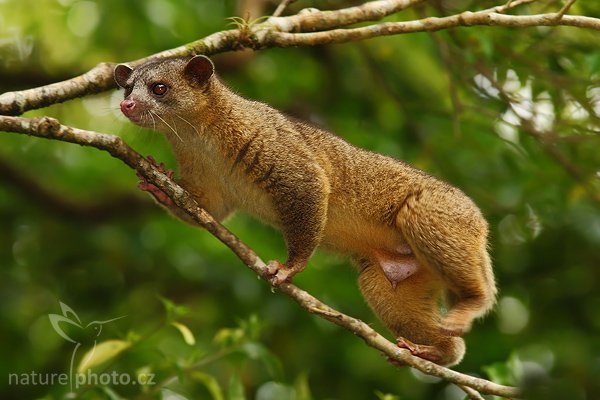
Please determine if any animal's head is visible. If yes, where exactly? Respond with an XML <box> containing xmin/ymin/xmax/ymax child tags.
<box><xmin>114</xmin><ymin>55</ymin><xmax>215</xmax><ymax>135</ymax></box>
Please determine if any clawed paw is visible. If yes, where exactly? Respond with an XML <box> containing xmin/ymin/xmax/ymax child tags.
<box><xmin>137</xmin><ymin>155</ymin><xmax>175</xmax><ymax>206</ymax></box>
<box><xmin>396</xmin><ymin>337</ymin><xmax>443</xmax><ymax>364</ymax></box>
<box><xmin>265</xmin><ymin>260</ymin><xmax>294</xmax><ymax>286</ymax></box>
<box><xmin>144</xmin><ymin>155</ymin><xmax>175</xmax><ymax>179</ymax></box>
<box><xmin>396</xmin><ymin>337</ymin><xmax>419</xmax><ymax>354</ymax></box>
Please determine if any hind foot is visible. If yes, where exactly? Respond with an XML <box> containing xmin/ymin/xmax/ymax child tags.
<box><xmin>396</xmin><ymin>337</ymin><xmax>444</xmax><ymax>364</ymax></box>
<box><xmin>397</xmin><ymin>336</ymin><xmax>465</xmax><ymax>367</ymax></box>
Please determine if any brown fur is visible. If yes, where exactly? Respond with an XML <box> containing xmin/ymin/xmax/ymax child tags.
<box><xmin>115</xmin><ymin>56</ymin><xmax>497</xmax><ymax>366</ymax></box>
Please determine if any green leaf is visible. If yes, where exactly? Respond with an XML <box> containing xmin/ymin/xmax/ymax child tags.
<box><xmin>171</xmin><ymin>321</ymin><xmax>196</xmax><ymax>346</ymax></box>
<box><xmin>375</xmin><ymin>391</ymin><xmax>400</xmax><ymax>400</ymax></box>
<box><xmin>293</xmin><ymin>372</ymin><xmax>312</xmax><ymax>400</ymax></box>
<box><xmin>159</xmin><ymin>296</ymin><xmax>190</xmax><ymax>320</ymax></box>
<box><xmin>483</xmin><ymin>353</ymin><xmax>521</xmax><ymax>386</ymax></box>
<box><xmin>228</xmin><ymin>371</ymin><xmax>246</xmax><ymax>400</ymax></box>
<box><xmin>162</xmin><ymin>388</ymin><xmax>190</xmax><ymax>400</ymax></box>
<box><xmin>136</xmin><ymin>365</ymin><xmax>155</xmax><ymax>391</ymax></box>
<box><xmin>190</xmin><ymin>371</ymin><xmax>225</xmax><ymax>400</ymax></box>
<box><xmin>213</xmin><ymin>328</ymin><xmax>245</xmax><ymax>348</ymax></box>
<box><xmin>239</xmin><ymin>314</ymin><xmax>262</xmax><ymax>340</ymax></box>
<box><xmin>125</xmin><ymin>330</ymin><xmax>142</xmax><ymax>343</ymax></box>
<box><xmin>77</xmin><ymin>340</ymin><xmax>130</xmax><ymax>373</ymax></box>
<box><xmin>255</xmin><ymin>382</ymin><xmax>295</xmax><ymax>400</ymax></box>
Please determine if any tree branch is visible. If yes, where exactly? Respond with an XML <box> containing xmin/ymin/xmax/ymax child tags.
<box><xmin>459</xmin><ymin>384</ymin><xmax>486</xmax><ymax>400</ymax></box>
<box><xmin>264</xmin><ymin>9</ymin><xmax>600</xmax><ymax>47</ymax></box>
<box><xmin>556</xmin><ymin>0</ymin><xmax>577</xmax><ymax>20</ymax></box>
<box><xmin>473</xmin><ymin>64</ymin><xmax>600</xmax><ymax>207</ymax></box>
<box><xmin>267</xmin><ymin>0</ymin><xmax>425</xmax><ymax>32</ymax></box>
<box><xmin>0</xmin><ymin>0</ymin><xmax>421</xmax><ymax>116</ymax></box>
<box><xmin>4</xmin><ymin>0</ymin><xmax>596</xmax><ymax>117</ymax></box>
<box><xmin>0</xmin><ymin>115</ymin><xmax>521</xmax><ymax>398</ymax></box>
<box><xmin>0</xmin><ymin>29</ymin><xmax>242</xmax><ymax>116</ymax></box>
<box><xmin>272</xmin><ymin>0</ymin><xmax>298</xmax><ymax>17</ymax></box>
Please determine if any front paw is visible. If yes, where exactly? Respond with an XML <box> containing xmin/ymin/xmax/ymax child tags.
<box><xmin>145</xmin><ymin>155</ymin><xmax>175</xmax><ymax>180</ymax></box>
<box><xmin>265</xmin><ymin>260</ymin><xmax>295</xmax><ymax>286</ymax></box>
<box><xmin>138</xmin><ymin>178</ymin><xmax>173</xmax><ymax>206</ymax></box>
<box><xmin>138</xmin><ymin>155</ymin><xmax>175</xmax><ymax>206</ymax></box>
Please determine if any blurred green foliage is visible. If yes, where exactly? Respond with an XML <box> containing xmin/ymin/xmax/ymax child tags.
<box><xmin>1</xmin><ymin>0</ymin><xmax>600</xmax><ymax>399</ymax></box>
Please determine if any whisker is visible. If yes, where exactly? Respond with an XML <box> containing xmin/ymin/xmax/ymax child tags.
<box><xmin>175</xmin><ymin>114</ymin><xmax>200</xmax><ymax>136</ymax></box>
<box><xmin>151</xmin><ymin>111</ymin><xmax>183</xmax><ymax>142</ymax></box>
<box><xmin>146</xmin><ymin>110</ymin><xmax>157</xmax><ymax>132</ymax></box>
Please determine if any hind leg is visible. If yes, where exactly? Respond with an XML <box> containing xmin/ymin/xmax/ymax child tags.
<box><xmin>357</xmin><ymin>259</ymin><xmax>465</xmax><ymax>367</ymax></box>
<box><xmin>438</xmin><ymin>250</ymin><xmax>495</xmax><ymax>336</ymax></box>
<box><xmin>397</xmin><ymin>188</ymin><xmax>497</xmax><ymax>336</ymax></box>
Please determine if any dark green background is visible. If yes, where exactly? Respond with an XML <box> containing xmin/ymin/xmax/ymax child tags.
<box><xmin>1</xmin><ymin>1</ymin><xmax>599</xmax><ymax>399</ymax></box>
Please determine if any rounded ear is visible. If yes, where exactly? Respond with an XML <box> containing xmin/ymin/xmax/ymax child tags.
<box><xmin>114</xmin><ymin>64</ymin><xmax>133</xmax><ymax>88</ymax></box>
<box><xmin>183</xmin><ymin>55</ymin><xmax>214</xmax><ymax>86</ymax></box>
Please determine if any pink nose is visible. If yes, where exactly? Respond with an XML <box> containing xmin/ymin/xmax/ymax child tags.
<box><xmin>120</xmin><ymin>99</ymin><xmax>135</xmax><ymax>114</ymax></box>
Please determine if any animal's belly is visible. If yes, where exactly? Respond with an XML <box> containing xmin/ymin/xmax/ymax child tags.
<box><xmin>322</xmin><ymin>211</ymin><xmax>419</xmax><ymax>287</ymax></box>
<box><xmin>322</xmin><ymin>210</ymin><xmax>402</xmax><ymax>254</ymax></box>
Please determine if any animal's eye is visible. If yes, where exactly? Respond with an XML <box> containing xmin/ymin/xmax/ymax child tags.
<box><xmin>124</xmin><ymin>86</ymin><xmax>133</xmax><ymax>97</ymax></box>
<box><xmin>152</xmin><ymin>83</ymin><xmax>168</xmax><ymax>96</ymax></box>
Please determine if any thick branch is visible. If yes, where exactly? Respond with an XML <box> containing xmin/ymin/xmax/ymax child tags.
<box><xmin>0</xmin><ymin>115</ymin><xmax>520</xmax><ymax>398</ymax></box>
<box><xmin>4</xmin><ymin>0</ymin><xmax>596</xmax><ymax>117</ymax></box>
<box><xmin>267</xmin><ymin>0</ymin><xmax>424</xmax><ymax>32</ymax></box>
<box><xmin>0</xmin><ymin>62</ymin><xmax>115</xmax><ymax>116</ymax></box>
<box><xmin>0</xmin><ymin>0</ymin><xmax>420</xmax><ymax>116</ymax></box>
<box><xmin>0</xmin><ymin>30</ymin><xmax>242</xmax><ymax>116</ymax></box>
<box><xmin>265</xmin><ymin>11</ymin><xmax>600</xmax><ymax>47</ymax></box>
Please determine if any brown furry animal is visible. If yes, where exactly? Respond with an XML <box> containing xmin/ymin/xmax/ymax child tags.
<box><xmin>115</xmin><ymin>55</ymin><xmax>497</xmax><ymax>366</ymax></box>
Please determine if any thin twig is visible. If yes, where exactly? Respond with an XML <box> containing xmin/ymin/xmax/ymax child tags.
<box><xmin>273</xmin><ymin>0</ymin><xmax>297</xmax><ymax>17</ymax></box>
<box><xmin>556</xmin><ymin>0</ymin><xmax>577</xmax><ymax>20</ymax></box>
<box><xmin>474</xmin><ymin>64</ymin><xmax>600</xmax><ymax>207</ymax></box>
<box><xmin>458</xmin><ymin>384</ymin><xmax>485</xmax><ymax>400</ymax></box>
<box><xmin>0</xmin><ymin>115</ymin><xmax>522</xmax><ymax>399</ymax></box>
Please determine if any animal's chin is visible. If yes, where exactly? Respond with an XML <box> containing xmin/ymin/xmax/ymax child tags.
<box><xmin>124</xmin><ymin>114</ymin><xmax>149</xmax><ymax>127</ymax></box>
